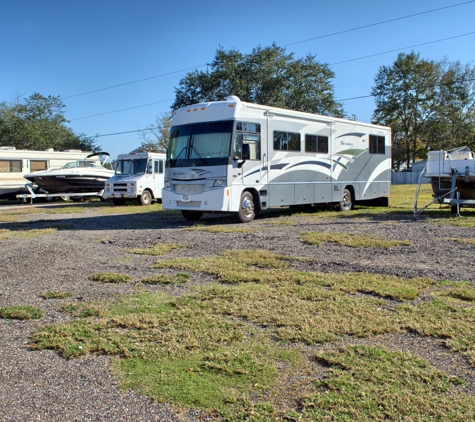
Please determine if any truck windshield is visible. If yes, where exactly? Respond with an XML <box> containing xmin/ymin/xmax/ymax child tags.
<box><xmin>167</xmin><ymin>120</ymin><xmax>233</xmax><ymax>167</ymax></box>
<box><xmin>115</xmin><ymin>159</ymin><xmax>147</xmax><ymax>175</ymax></box>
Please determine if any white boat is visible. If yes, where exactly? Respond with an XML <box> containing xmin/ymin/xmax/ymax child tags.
<box><xmin>0</xmin><ymin>147</ymin><xmax>97</xmax><ymax>200</ymax></box>
<box><xmin>23</xmin><ymin>152</ymin><xmax>114</xmax><ymax>194</ymax></box>
<box><xmin>425</xmin><ymin>147</ymin><xmax>475</xmax><ymax>200</ymax></box>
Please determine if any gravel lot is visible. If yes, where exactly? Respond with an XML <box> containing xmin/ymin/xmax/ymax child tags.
<box><xmin>1</xmin><ymin>202</ymin><xmax>474</xmax><ymax>421</ymax></box>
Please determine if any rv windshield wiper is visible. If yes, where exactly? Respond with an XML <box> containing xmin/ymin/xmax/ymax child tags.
<box><xmin>190</xmin><ymin>137</ymin><xmax>206</xmax><ymax>166</ymax></box>
<box><xmin>171</xmin><ymin>146</ymin><xmax>187</xmax><ymax>165</ymax></box>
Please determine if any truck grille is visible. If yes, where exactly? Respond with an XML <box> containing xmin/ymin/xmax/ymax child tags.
<box><xmin>174</xmin><ymin>184</ymin><xmax>204</xmax><ymax>195</ymax></box>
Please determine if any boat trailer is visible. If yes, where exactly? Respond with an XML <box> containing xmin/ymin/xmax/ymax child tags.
<box><xmin>413</xmin><ymin>168</ymin><xmax>475</xmax><ymax>217</ymax></box>
<box><xmin>16</xmin><ymin>183</ymin><xmax>104</xmax><ymax>205</ymax></box>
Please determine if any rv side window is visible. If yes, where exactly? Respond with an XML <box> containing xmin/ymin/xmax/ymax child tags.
<box><xmin>0</xmin><ymin>160</ymin><xmax>22</xmax><ymax>172</ymax></box>
<box><xmin>369</xmin><ymin>135</ymin><xmax>385</xmax><ymax>154</ymax></box>
<box><xmin>30</xmin><ymin>160</ymin><xmax>48</xmax><ymax>172</ymax></box>
<box><xmin>154</xmin><ymin>160</ymin><xmax>164</xmax><ymax>174</ymax></box>
<box><xmin>274</xmin><ymin>131</ymin><xmax>300</xmax><ymax>151</ymax></box>
<box><xmin>233</xmin><ymin>121</ymin><xmax>261</xmax><ymax>160</ymax></box>
<box><xmin>305</xmin><ymin>135</ymin><xmax>329</xmax><ymax>154</ymax></box>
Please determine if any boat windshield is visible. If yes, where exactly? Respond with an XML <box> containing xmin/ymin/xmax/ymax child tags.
<box><xmin>167</xmin><ymin>120</ymin><xmax>233</xmax><ymax>167</ymax></box>
<box><xmin>61</xmin><ymin>160</ymin><xmax>99</xmax><ymax>169</ymax></box>
<box><xmin>115</xmin><ymin>158</ymin><xmax>148</xmax><ymax>175</ymax></box>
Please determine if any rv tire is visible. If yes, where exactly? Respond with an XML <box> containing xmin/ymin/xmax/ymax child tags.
<box><xmin>181</xmin><ymin>210</ymin><xmax>203</xmax><ymax>221</ymax></box>
<box><xmin>139</xmin><ymin>190</ymin><xmax>153</xmax><ymax>206</ymax></box>
<box><xmin>112</xmin><ymin>198</ymin><xmax>126</xmax><ymax>206</ymax></box>
<box><xmin>338</xmin><ymin>188</ymin><xmax>353</xmax><ymax>212</ymax></box>
<box><xmin>236</xmin><ymin>191</ymin><xmax>255</xmax><ymax>223</ymax></box>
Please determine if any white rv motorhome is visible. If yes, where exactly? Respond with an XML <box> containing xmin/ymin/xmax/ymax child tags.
<box><xmin>103</xmin><ymin>151</ymin><xmax>165</xmax><ymax>205</ymax></box>
<box><xmin>163</xmin><ymin>96</ymin><xmax>391</xmax><ymax>223</ymax></box>
<box><xmin>0</xmin><ymin>147</ymin><xmax>95</xmax><ymax>200</ymax></box>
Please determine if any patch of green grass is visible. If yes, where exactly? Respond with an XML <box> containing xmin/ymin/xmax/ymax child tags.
<box><xmin>184</xmin><ymin>224</ymin><xmax>254</xmax><ymax>233</ymax></box>
<box><xmin>31</xmin><ymin>249</ymin><xmax>475</xmax><ymax>420</ymax></box>
<box><xmin>41</xmin><ymin>291</ymin><xmax>73</xmax><ymax>299</ymax></box>
<box><xmin>0</xmin><ymin>227</ymin><xmax>57</xmax><ymax>241</ymax></box>
<box><xmin>298</xmin><ymin>231</ymin><xmax>412</xmax><ymax>248</ymax></box>
<box><xmin>301</xmin><ymin>345</ymin><xmax>473</xmax><ymax>421</ymax></box>
<box><xmin>0</xmin><ymin>305</ymin><xmax>44</xmax><ymax>320</ymax></box>
<box><xmin>88</xmin><ymin>272</ymin><xmax>132</xmax><ymax>283</ymax></box>
<box><xmin>128</xmin><ymin>242</ymin><xmax>188</xmax><ymax>256</ymax></box>
<box><xmin>443</xmin><ymin>237</ymin><xmax>475</xmax><ymax>245</ymax></box>
<box><xmin>141</xmin><ymin>273</ymin><xmax>191</xmax><ymax>285</ymax></box>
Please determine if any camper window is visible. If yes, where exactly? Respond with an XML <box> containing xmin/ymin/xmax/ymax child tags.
<box><xmin>30</xmin><ymin>160</ymin><xmax>48</xmax><ymax>172</ymax></box>
<box><xmin>0</xmin><ymin>160</ymin><xmax>22</xmax><ymax>172</ymax></box>
<box><xmin>274</xmin><ymin>131</ymin><xmax>300</xmax><ymax>151</ymax></box>
<box><xmin>369</xmin><ymin>135</ymin><xmax>385</xmax><ymax>154</ymax></box>
<box><xmin>305</xmin><ymin>135</ymin><xmax>329</xmax><ymax>154</ymax></box>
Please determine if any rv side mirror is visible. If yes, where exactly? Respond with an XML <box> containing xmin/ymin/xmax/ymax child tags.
<box><xmin>242</xmin><ymin>143</ymin><xmax>250</xmax><ymax>160</ymax></box>
<box><xmin>238</xmin><ymin>143</ymin><xmax>250</xmax><ymax>168</ymax></box>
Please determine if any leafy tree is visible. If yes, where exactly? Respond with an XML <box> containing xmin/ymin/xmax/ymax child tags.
<box><xmin>172</xmin><ymin>44</ymin><xmax>344</xmax><ymax>117</ymax></box>
<box><xmin>371</xmin><ymin>52</ymin><xmax>440</xmax><ymax>168</ymax></box>
<box><xmin>137</xmin><ymin>112</ymin><xmax>171</xmax><ymax>153</ymax></box>
<box><xmin>0</xmin><ymin>93</ymin><xmax>99</xmax><ymax>152</ymax></box>
<box><xmin>372</xmin><ymin>52</ymin><xmax>475</xmax><ymax>169</ymax></box>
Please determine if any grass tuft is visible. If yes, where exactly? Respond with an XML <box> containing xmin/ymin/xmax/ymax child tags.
<box><xmin>88</xmin><ymin>272</ymin><xmax>132</xmax><ymax>283</ymax></box>
<box><xmin>0</xmin><ymin>305</ymin><xmax>44</xmax><ymax>320</ymax></box>
<box><xmin>298</xmin><ymin>231</ymin><xmax>412</xmax><ymax>248</ymax></box>
<box><xmin>41</xmin><ymin>291</ymin><xmax>73</xmax><ymax>300</ymax></box>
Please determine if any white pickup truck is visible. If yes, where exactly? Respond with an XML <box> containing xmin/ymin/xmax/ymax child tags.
<box><xmin>103</xmin><ymin>152</ymin><xmax>165</xmax><ymax>205</ymax></box>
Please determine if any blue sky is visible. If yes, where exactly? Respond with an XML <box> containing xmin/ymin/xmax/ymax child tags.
<box><xmin>1</xmin><ymin>0</ymin><xmax>474</xmax><ymax>159</ymax></box>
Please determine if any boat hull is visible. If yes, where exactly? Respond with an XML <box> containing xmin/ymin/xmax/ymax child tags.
<box><xmin>26</xmin><ymin>174</ymin><xmax>110</xmax><ymax>194</ymax></box>
<box><xmin>430</xmin><ymin>176</ymin><xmax>475</xmax><ymax>200</ymax></box>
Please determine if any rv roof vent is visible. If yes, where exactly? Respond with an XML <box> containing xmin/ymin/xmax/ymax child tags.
<box><xmin>44</xmin><ymin>148</ymin><xmax>55</xmax><ymax>152</ymax></box>
<box><xmin>0</xmin><ymin>146</ymin><xmax>16</xmax><ymax>150</ymax></box>
<box><xmin>225</xmin><ymin>95</ymin><xmax>240</xmax><ymax>102</ymax></box>
<box><xmin>64</xmin><ymin>149</ymin><xmax>82</xmax><ymax>152</ymax></box>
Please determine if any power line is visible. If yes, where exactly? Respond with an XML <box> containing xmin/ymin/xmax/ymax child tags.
<box><xmin>284</xmin><ymin>0</ymin><xmax>475</xmax><ymax>47</ymax></box>
<box><xmin>63</xmin><ymin>1</ymin><xmax>474</xmax><ymax>100</ymax></box>
<box><xmin>63</xmin><ymin>66</ymin><xmax>206</xmax><ymax>99</ymax></box>
<box><xmin>70</xmin><ymin>99</ymin><xmax>174</xmax><ymax>121</ymax></box>
<box><xmin>330</xmin><ymin>31</ymin><xmax>475</xmax><ymax>66</ymax></box>
<box><xmin>72</xmin><ymin>30</ymin><xmax>475</xmax><ymax>120</ymax></box>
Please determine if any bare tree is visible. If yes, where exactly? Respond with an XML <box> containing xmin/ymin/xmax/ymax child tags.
<box><xmin>137</xmin><ymin>112</ymin><xmax>171</xmax><ymax>153</ymax></box>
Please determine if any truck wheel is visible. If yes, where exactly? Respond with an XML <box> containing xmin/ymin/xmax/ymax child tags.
<box><xmin>338</xmin><ymin>188</ymin><xmax>353</xmax><ymax>212</ymax></box>
<box><xmin>140</xmin><ymin>190</ymin><xmax>152</xmax><ymax>206</ymax></box>
<box><xmin>182</xmin><ymin>210</ymin><xmax>203</xmax><ymax>221</ymax></box>
<box><xmin>235</xmin><ymin>191</ymin><xmax>255</xmax><ymax>223</ymax></box>
<box><xmin>112</xmin><ymin>198</ymin><xmax>126</xmax><ymax>206</ymax></box>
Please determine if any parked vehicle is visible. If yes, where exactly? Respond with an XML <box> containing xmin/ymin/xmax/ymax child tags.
<box><xmin>24</xmin><ymin>152</ymin><xmax>113</xmax><ymax>195</ymax></box>
<box><xmin>103</xmin><ymin>152</ymin><xmax>165</xmax><ymax>205</ymax></box>
<box><xmin>162</xmin><ymin>96</ymin><xmax>392</xmax><ymax>222</ymax></box>
<box><xmin>0</xmin><ymin>147</ymin><xmax>96</xmax><ymax>200</ymax></box>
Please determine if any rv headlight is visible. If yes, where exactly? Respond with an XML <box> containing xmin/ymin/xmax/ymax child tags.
<box><xmin>164</xmin><ymin>179</ymin><xmax>171</xmax><ymax>190</ymax></box>
<box><xmin>213</xmin><ymin>179</ymin><xmax>225</xmax><ymax>187</ymax></box>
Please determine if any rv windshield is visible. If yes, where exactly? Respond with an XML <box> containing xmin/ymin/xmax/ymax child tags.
<box><xmin>167</xmin><ymin>120</ymin><xmax>233</xmax><ymax>167</ymax></box>
<box><xmin>115</xmin><ymin>159</ymin><xmax>148</xmax><ymax>175</ymax></box>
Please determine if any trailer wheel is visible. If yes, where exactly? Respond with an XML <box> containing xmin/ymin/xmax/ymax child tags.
<box><xmin>338</xmin><ymin>189</ymin><xmax>353</xmax><ymax>212</ymax></box>
<box><xmin>181</xmin><ymin>210</ymin><xmax>203</xmax><ymax>221</ymax></box>
<box><xmin>112</xmin><ymin>198</ymin><xmax>126</xmax><ymax>206</ymax></box>
<box><xmin>235</xmin><ymin>191</ymin><xmax>255</xmax><ymax>223</ymax></box>
<box><xmin>139</xmin><ymin>190</ymin><xmax>152</xmax><ymax>206</ymax></box>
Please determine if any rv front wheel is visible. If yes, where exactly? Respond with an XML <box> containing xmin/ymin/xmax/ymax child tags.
<box><xmin>139</xmin><ymin>190</ymin><xmax>153</xmax><ymax>206</ymax></box>
<box><xmin>338</xmin><ymin>189</ymin><xmax>353</xmax><ymax>212</ymax></box>
<box><xmin>236</xmin><ymin>191</ymin><xmax>255</xmax><ymax>223</ymax></box>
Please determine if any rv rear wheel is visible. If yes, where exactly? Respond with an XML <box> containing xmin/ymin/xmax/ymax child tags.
<box><xmin>181</xmin><ymin>210</ymin><xmax>203</xmax><ymax>221</ymax></box>
<box><xmin>236</xmin><ymin>191</ymin><xmax>255</xmax><ymax>223</ymax></box>
<box><xmin>139</xmin><ymin>190</ymin><xmax>152</xmax><ymax>206</ymax></box>
<box><xmin>338</xmin><ymin>189</ymin><xmax>353</xmax><ymax>212</ymax></box>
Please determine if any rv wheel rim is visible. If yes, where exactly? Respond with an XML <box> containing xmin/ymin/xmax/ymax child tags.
<box><xmin>241</xmin><ymin>198</ymin><xmax>254</xmax><ymax>218</ymax></box>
